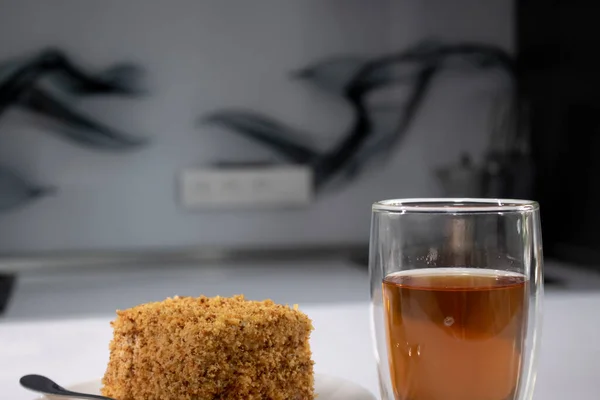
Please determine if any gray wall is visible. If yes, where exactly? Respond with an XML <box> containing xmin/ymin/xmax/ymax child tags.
<box><xmin>0</xmin><ymin>0</ymin><xmax>512</xmax><ymax>252</ymax></box>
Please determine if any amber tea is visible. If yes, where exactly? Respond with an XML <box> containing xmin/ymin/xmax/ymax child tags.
<box><xmin>382</xmin><ymin>268</ymin><xmax>528</xmax><ymax>400</ymax></box>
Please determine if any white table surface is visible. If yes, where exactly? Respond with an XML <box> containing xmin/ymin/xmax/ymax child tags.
<box><xmin>1</xmin><ymin>293</ymin><xmax>599</xmax><ymax>400</ymax></box>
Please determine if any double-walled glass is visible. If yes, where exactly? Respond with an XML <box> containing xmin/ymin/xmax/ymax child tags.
<box><xmin>369</xmin><ymin>199</ymin><xmax>543</xmax><ymax>400</ymax></box>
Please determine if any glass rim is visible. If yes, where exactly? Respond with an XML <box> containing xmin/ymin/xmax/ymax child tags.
<box><xmin>372</xmin><ymin>198</ymin><xmax>539</xmax><ymax>214</ymax></box>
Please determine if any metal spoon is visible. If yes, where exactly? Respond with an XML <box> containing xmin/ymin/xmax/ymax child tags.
<box><xmin>19</xmin><ymin>374</ymin><xmax>115</xmax><ymax>400</ymax></box>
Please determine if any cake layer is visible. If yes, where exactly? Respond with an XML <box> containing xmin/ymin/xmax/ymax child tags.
<box><xmin>101</xmin><ymin>295</ymin><xmax>314</xmax><ymax>400</ymax></box>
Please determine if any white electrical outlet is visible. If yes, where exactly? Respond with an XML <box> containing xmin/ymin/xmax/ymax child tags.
<box><xmin>180</xmin><ymin>166</ymin><xmax>313</xmax><ymax>209</ymax></box>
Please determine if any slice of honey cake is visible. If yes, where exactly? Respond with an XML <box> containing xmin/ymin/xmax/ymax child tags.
<box><xmin>101</xmin><ymin>295</ymin><xmax>314</xmax><ymax>400</ymax></box>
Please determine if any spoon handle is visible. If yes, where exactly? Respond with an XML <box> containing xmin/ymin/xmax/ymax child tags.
<box><xmin>19</xmin><ymin>375</ymin><xmax>114</xmax><ymax>400</ymax></box>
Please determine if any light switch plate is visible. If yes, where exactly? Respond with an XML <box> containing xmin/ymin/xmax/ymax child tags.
<box><xmin>179</xmin><ymin>166</ymin><xmax>313</xmax><ymax>209</ymax></box>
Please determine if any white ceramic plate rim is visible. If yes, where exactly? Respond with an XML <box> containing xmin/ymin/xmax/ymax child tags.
<box><xmin>34</xmin><ymin>373</ymin><xmax>376</xmax><ymax>400</ymax></box>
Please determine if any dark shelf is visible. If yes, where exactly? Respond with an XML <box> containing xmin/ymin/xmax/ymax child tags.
<box><xmin>0</xmin><ymin>273</ymin><xmax>15</xmax><ymax>316</ymax></box>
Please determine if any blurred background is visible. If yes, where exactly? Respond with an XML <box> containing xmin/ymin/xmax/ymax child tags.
<box><xmin>0</xmin><ymin>0</ymin><xmax>598</xmax><ymax>319</ymax></box>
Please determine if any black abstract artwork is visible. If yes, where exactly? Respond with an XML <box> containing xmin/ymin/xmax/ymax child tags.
<box><xmin>200</xmin><ymin>40</ymin><xmax>518</xmax><ymax>195</ymax></box>
<box><xmin>0</xmin><ymin>48</ymin><xmax>148</xmax><ymax>213</ymax></box>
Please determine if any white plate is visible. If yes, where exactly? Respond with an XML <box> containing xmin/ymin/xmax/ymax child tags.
<box><xmin>36</xmin><ymin>373</ymin><xmax>376</xmax><ymax>400</ymax></box>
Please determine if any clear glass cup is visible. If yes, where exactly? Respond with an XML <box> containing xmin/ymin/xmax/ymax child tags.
<box><xmin>369</xmin><ymin>199</ymin><xmax>543</xmax><ymax>400</ymax></box>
